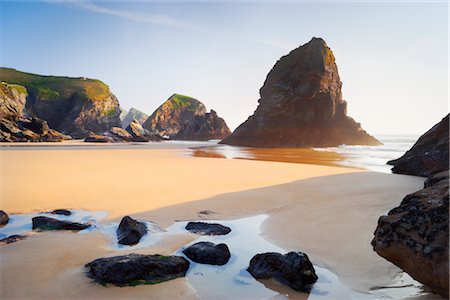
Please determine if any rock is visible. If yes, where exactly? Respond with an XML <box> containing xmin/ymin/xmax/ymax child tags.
<box><xmin>221</xmin><ymin>37</ymin><xmax>380</xmax><ymax>148</ymax></box>
<box><xmin>176</xmin><ymin>109</ymin><xmax>231</xmax><ymax>141</ymax></box>
<box><xmin>117</xmin><ymin>216</ymin><xmax>148</xmax><ymax>245</ymax></box>
<box><xmin>0</xmin><ymin>88</ymin><xmax>70</xmax><ymax>143</ymax></box>
<box><xmin>182</xmin><ymin>241</ymin><xmax>231</xmax><ymax>265</ymax></box>
<box><xmin>122</xmin><ymin>107</ymin><xmax>148</xmax><ymax>129</ymax></box>
<box><xmin>0</xmin><ymin>210</ymin><xmax>9</xmax><ymax>226</ymax></box>
<box><xmin>126</xmin><ymin>119</ymin><xmax>164</xmax><ymax>142</ymax></box>
<box><xmin>142</xmin><ymin>94</ymin><xmax>231</xmax><ymax>140</ymax></box>
<box><xmin>32</xmin><ymin>216</ymin><xmax>91</xmax><ymax>231</ymax></box>
<box><xmin>0</xmin><ymin>82</ymin><xmax>27</xmax><ymax>119</ymax></box>
<box><xmin>109</xmin><ymin>127</ymin><xmax>133</xmax><ymax>141</ymax></box>
<box><xmin>84</xmin><ymin>132</ymin><xmax>114</xmax><ymax>143</ymax></box>
<box><xmin>185</xmin><ymin>221</ymin><xmax>231</xmax><ymax>235</ymax></box>
<box><xmin>388</xmin><ymin>114</ymin><xmax>449</xmax><ymax>177</ymax></box>
<box><xmin>0</xmin><ymin>235</ymin><xmax>26</xmax><ymax>244</ymax></box>
<box><xmin>247</xmin><ymin>252</ymin><xmax>318</xmax><ymax>293</ymax></box>
<box><xmin>372</xmin><ymin>171</ymin><xmax>449</xmax><ymax>298</ymax></box>
<box><xmin>49</xmin><ymin>209</ymin><xmax>71</xmax><ymax>216</ymax></box>
<box><xmin>0</xmin><ymin>67</ymin><xmax>122</xmax><ymax>138</ymax></box>
<box><xmin>85</xmin><ymin>253</ymin><xmax>190</xmax><ymax>286</ymax></box>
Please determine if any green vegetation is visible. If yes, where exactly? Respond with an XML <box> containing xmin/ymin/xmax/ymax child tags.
<box><xmin>105</xmin><ymin>107</ymin><xmax>117</xmax><ymax>117</ymax></box>
<box><xmin>0</xmin><ymin>82</ymin><xmax>28</xmax><ymax>98</ymax></box>
<box><xmin>0</xmin><ymin>67</ymin><xmax>110</xmax><ymax>102</ymax></box>
<box><xmin>164</xmin><ymin>93</ymin><xmax>203</xmax><ymax>111</ymax></box>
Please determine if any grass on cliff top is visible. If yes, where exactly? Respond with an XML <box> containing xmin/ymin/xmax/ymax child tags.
<box><xmin>162</xmin><ymin>93</ymin><xmax>203</xmax><ymax>111</ymax></box>
<box><xmin>0</xmin><ymin>82</ymin><xmax>28</xmax><ymax>98</ymax></box>
<box><xmin>0</xmin><ymin>67</ymin><xmax>110</xmax><ymax>102</ymax></box>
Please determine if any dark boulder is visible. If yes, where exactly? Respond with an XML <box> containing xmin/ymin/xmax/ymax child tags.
<box><xmin>185</xmin><ymin>221</ymin><xmax>231</xmax><ymax>235</ymax></box>
<box><xmin>0</xmin><ymin>210</ymin><xmax>9</xmax><ymax>226</ymax></box>
<box><xmin>0</xmin><ymin>235</ymin><xmax>26</xmax><ymax>244</ymax></box>
<box><xmin>372</xmin><ymin>171</ymin><xmax>449</xmax><ymax>298</ymax></box>
<box><xmin>182</xmin><ymin>241</ymin><xmax>231</xmax><ymax>265</ymax></box>
<box><xmin>388</xmin><ymin>114</ymin><xmax>449</xmax><ymax>177</ymax></box>
<box><xmin>85</xmin><ymin>253</ymin><xmax>190</xmax><ymax>286</ymax></box>
<box><xmin>247</xmin><ymin>252</ymin><xmax>318</xmax><ymax>292</ymax></box>
<box><xmin>117</xmin><ymin>216</ymin><xmax>148</xmax><ymax>245</ymax></box>
<box><xmin>32</xmin><ymin>216</ymin><xmax>90</xmax><ymax>231</ymax></box>
<box><xmin>49</xmin><ymin>209</ymin><xmax>71</xmax><ymax>216</ymax></box>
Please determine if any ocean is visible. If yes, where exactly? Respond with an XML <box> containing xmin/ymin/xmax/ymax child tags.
<box><xmin>314</xmin><ymin>135</ymin><xmax>419</xmax><ymax>173</ymax></box>
<box><xmin>187</xmin><ymin>134</ymin><xmax>419</xmax><ymax>174</ymax></box>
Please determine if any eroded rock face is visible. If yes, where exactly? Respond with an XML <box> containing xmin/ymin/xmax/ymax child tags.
<box><xmin>185</xmin><ymin>221</ymin><xmax>231</xmax><ymax>235</ymax></box>
<box><xmin>0</xmin><ymin>210</ymin><xmax>9</xmax><ymax>226</ymax></box>
<box><xmin>221</xmin><ymin>37</ymin><xmax>380</xmax><ymax>148</ymax></box>
<box><xmin>117</xmin><ymin>216</ymin><xmax>148</xmax><ymax>246</ymax></box>
<box><xmin>85</xmin><ymin>253</ymin><xmax>190</xmax><ymax>286</ymax></box>
<box><xmin>182</xmin><ymin>241</ymin><xmax>231</xmax><ymax>265</ymax></box>
<box><xmin>175</xmin><ymin>110</ymin><xmax>231</xmax><ymax>141</ymax></box>
<box><xmin>0</xmin><ymin>67</ymin><xmax>122</xmax><ymax>138</ymax></box>
<box><xmin>247</xmin><ymin>252</ymin><xmax>318</xmax><ymax>292</ymax></box>
<box><xmin>32</xmin><ymin>216</ymin><xmax>91</xmax><ymax>231</ymax></box>
<box><xmin>143</xmin><ymin>94</ymin><xmax>230</xmax><ymax>140</ymax></box>
<box><xmin>388</xmin><ymin>114</ymin><xmax>449</xmax><ymax>177</ymax></box>
<box><xmin>0</xmin><ymin>82</ymin><xmax>70</xmax><ymax>142</ymax></box>
<box><xmin>372</xmin><ymin>171</ymin><xmax>449</xmax><ymax>298</ymax></box>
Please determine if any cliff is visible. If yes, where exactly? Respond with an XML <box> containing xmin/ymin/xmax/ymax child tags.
<box><xmin>0</xmin><ymin>67</ymin><xmax>122</xmax><ymax>138</ymax></box>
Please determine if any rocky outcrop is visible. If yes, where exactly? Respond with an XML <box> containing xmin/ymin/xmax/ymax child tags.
<box><xmin>185</xmin><ymin>221</ymin><xmax>231</xmax><ymax>235</ymax></box>
<box><xmin>0</xmin><ymin>210</ymin><xmax>9</xmax><ymax>226</ymax></box>
<box><xmin>0</xmin><ymin>235</ymin><xmax>26</xmax><ymax>245</ymax></box>
<box><xmin>49</xmin><ymin>209</ymin><xmax>71</xmax><ymax>216</ymax></box>
<box><xmin>182</xmin><ymin>242</ymin><xmax>231</xmax><ymax>265</ymax></box>
<box><xmin>0</xmin><ymin>67</ymin><xmax>122</xmax><ymax>138</ymax></box>
<box><xmin>247</xmin><ymin>252</ymin><xmax>318</xmax><ymax>292</ymax></box>
<box><xmin>221</xmin><ymin>37</ymin><xmax>380</xmax><ymax>148</ymax></box>
<box><xmin>142</xmin><ymin>94</ymin><xmax>231</xmax><ymax>140</ymax></box>
<box><xmin>176</xmin><ymin>109</ymin><xmax>231</xmax><ymax>141</ymax></box>
<box><xmin>372</xmin><ymin>171</ymin><xmax>449</xmax><ymax>298</ymax></box>
<box><xmin>116</xmin><ymin>216</ymin><xmax>147</xmax><ymax>246</ymax></box>
<box><xmin>388</xmin><ymin>114</ymin><xmax>449</xmax><ymax>177</ymax></box>
<box><xmin>126</xmin><ymin>119</ymin><xmax>164</xmax><ymax>142</ymax></box>
<box><xmin>0</xmin><ymin>82</ymin><xmax>70</xmax><ymax>142</ymax></box>
<box><xmin>85</xmin><ymin>253</ymin><xmax>190</xmax><ymax>286</ymax></box>
<box><xmin>84</xmin><ymin>132</ymin><xmax>114</xmax><ymax>143</ymax></box>
<box><xmin>121</xmin><ymin>107</ymin><xmax>148</xmax><ymax>128</ymax></box>
<box><xmin>32</xmin><ymin>216</ymin><xmax>91</xmax><ymax>231</ymax></box>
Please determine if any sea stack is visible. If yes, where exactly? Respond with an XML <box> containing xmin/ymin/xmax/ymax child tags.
<box><xmin>142</xmin><ymin>94</ymin><xmax>231</xmax><ymax>140</ymax></box>
<box><xmin>221</xmin><ymin>37</ymin><xmax>380</xmax><ymax>148</ymax></box>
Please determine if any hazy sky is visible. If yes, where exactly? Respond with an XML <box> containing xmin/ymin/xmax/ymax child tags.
<box><xmin>1</xmin><ymin>1</ymin><xmax>448</xmax><ymax>134</ymax></box>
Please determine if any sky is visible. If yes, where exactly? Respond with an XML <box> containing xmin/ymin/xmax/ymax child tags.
<box><xmin>0</xmin><ymin>0</ymin><xmax>448</xmax><ymax>135</ymax></box>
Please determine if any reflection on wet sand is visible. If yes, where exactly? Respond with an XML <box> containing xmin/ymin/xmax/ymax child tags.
<box><xmin>191</xmin><ymin>146</ymin><xmax>348</xmax><ymax>168</ymax></box>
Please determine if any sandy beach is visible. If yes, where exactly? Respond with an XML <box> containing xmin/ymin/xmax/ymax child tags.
<box><xmin>0</xmin><ymin>143</ymin><xmax>435</xmax><ymax>299</ymax></box>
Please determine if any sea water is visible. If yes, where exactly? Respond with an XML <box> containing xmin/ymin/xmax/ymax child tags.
<box><xmin>314</xmin><ymin>135</ymin><xmax>419</xmax><ymax>173</ymax></box>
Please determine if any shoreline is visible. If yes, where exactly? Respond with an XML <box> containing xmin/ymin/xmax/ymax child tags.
<box><xmin>0</xmin><ymin>145</ymin><xmax>438</xmax><ymax>299</ymax></box>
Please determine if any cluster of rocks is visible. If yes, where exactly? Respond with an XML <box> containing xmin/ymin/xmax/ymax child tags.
<box><xmin>85</xmin><ymin>119</ymin><xmax>164</xmax><ymax>143</ymax></box>
<box><xmin>84</xmin><ymin>218</ymin><xmax>318</xmax><ymax>292</ymax></box>
<box><xmin>373</xmin><ymin>114</ymin><xmax>449</xmax><ymax>298</ymax></box>
<box><xmin>0</xmin><ymin>209</ymin><xmax>91</xmax><ymax>245</ymax></box>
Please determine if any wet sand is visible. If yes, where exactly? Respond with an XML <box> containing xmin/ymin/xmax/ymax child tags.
<box><xmin>191</xmin><ymin>146</ymin><xmax>347</xmax><ymax>167</ymax></box>
<box><xmin>0</xmin><ymin>143</ymin><xmax>435</xmax><ymax>299</ymax></box>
